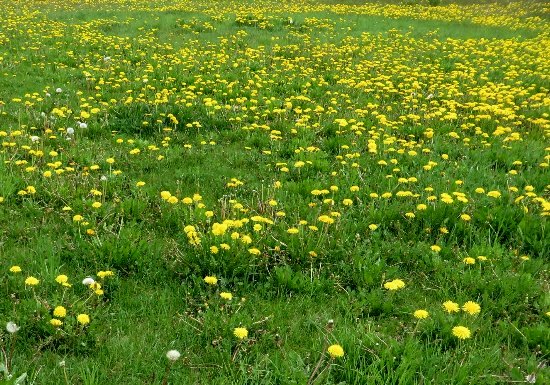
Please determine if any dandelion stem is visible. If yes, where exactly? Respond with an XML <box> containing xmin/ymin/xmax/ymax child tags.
<box><xmin>312</xmin><ymin>360</ymin><xmax>332</xmax><ymax>384</ymax></box>
<box><xmin>7</xmin><ymin>332</ymin><xmax>16</xmax><ymax>373</ymax></box>
<box><xmin>161</xmin><ymin>363</ymin><xmax>172</xmax><ymax>385</ymax></box>
<box><xmin>1</xmin><ymin>345</ymin><xmax>8</xmax><ymax>375</ymax></box>
<box><xmin>231</xmin><ymin>344</ymin><xmax>241</xmax><ymax>362</ymax></box>
<box><xmin>63</xmin><ymin>366</ymin><xmax>70</xmax><ymax>385</ymax></box>
<box><xmin>307</xmin><ymin>353</ymin><xmax>325</xmax><ymax>385</ymax></box>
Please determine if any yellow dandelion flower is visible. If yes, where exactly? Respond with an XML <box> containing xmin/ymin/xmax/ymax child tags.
<box><xmin>234</xmin><ymin>327</ymin><xmax>248</xmax><ymax>340</ymax></box>
<box><xmin>55</xmin><ymin>275</ymin><xmax>69</xmax><ymax>284</ymax></box>
<box><xmin>384</xmin><ymin>279</ymin><xmax>405</xmax><ymax>291</ymax></box>
<box><xmin>211</xmin><ymin>222</ymin><xmax>228</xmax><ymax>236</ymax></box>
<box><xmin>97</xmin><ymin>270</ymin><xmax>114</xmax><ymax>279</ymax></box>
<box><xmin>318</xmin><ymin>215</ymin><xmax>334</xmax><ymax>224</ymax></box>
<box><xmin>248</xmin><ymin>248</ymin><xmax>261</xmax><ymax>255</ymax></box>
<box><xmin>50</xmin><ymin>319</ymin><xmax>63</xmax><ymax>327</ymax></box>
<box><xmin>204</xmin><ymin>276</ymin><xmax>218</xmax><ymax>285</ymax></box>
<box><xmin>452</xmin><ymin>326</ymin><xmax>471</xmax><ymax>339</ymax></box>
<box><xmin>53</xmin><ymin>306</ymin><xmax>67</xmax><ymax>318</ymax></box>
<box><xmin>77</xmin><ymin>314</ymin><xmax>90</xmax><ymax>325</ymax></box>
<box><xmin>413</xmin><ymin>309</ymin><xmax>429</xmax><ymax>319</ymax></box>
<box><xmin>327</xmin><ymin>344</ymin><xmax>344</xmax><ymax>358</ymax></box>
<box><xmin>443</xmin><ymin>301</ymin><xmax>460</xmax><ymax>313</ymax></box>
<box><xmin>462</xmin><ymin>301</ymin><xmax>481</xmax><ymax>315</ymax></box>
<box><xmin>25</xmin><ymin>276</ymin><xmax>39</xmax><ymax>286</ymax></box>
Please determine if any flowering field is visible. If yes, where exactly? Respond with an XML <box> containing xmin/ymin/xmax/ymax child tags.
<box><xmin>0</xmin><ymin>0</ymin><xmax>549</xmax><ymax>383</ymax></box>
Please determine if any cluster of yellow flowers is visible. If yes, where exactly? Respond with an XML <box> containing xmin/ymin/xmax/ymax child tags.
<box><xmin>9</xmin><ymin>266</ymin><xmax>114</xmax><ymax>330</ymax></box>
<box><xmin>412</xmin><ymin>300</ymin><xmax>481</xmax><ymax>339</ymax></box>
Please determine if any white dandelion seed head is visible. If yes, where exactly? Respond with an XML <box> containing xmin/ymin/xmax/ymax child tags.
<box><xmin>6</xmin><ymin>321</ymin><xmax>20</xmax><ymax>334</ymax></box>
<box><xmin>82</xmin><ymin>277</ymin><xmax>95</xmax><ymax>286</ymax></box>
<box><xmin>30</xmin><ymin>136</ymin><xmax>40</xmax><ymax>142</ymax></box>
<box><xmin>166</xmin><ymin>350</ymin><xmax>181</xmax><ymax>362</ymax></box>
<box><xmin>66</xmin><ymin>127</ymin><xmax>75</xmax><ymax>135</ymax></box>
<box><xmin>79</xmin><ymin>122</ymin><xmax>87</xmax><ymax>129</ymax></box>
<box><xmin>56</xmin><ymin>88</ymin><xmax>63</xmax><ymax>93</ymax></box>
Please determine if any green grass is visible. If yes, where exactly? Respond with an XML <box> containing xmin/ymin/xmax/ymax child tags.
<box><xmin>0</xmin><ymin>0</ymin><xmax>549</xmax><ymax>384</ymax></box>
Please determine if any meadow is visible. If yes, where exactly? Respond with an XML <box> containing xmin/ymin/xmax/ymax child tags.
<box><xmin>0</xmin><ymin>0</ymin><xmax>549</xmax><ymax>383</ymax></box>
